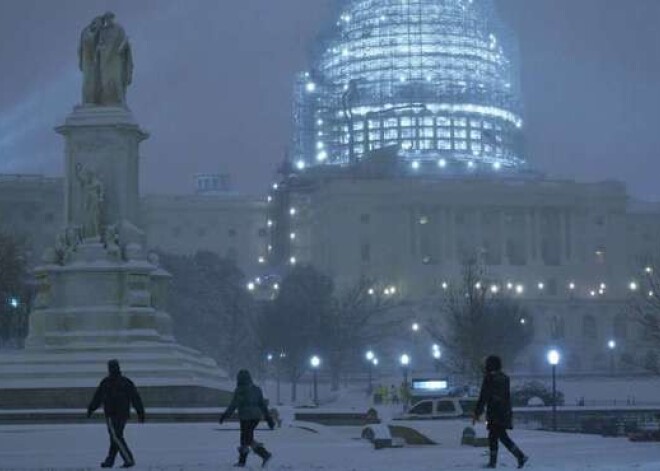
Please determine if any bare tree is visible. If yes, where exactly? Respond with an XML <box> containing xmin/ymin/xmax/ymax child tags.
<box><xmin>627</xmin><ymin>263</ymin><xmax>660</xmax><ymax>374</ymax></box>
<box><xmin>0</xmin><ymin>233</ymin><xmax>31</xmax><ymax>349</ymax></box>
<box><xmin>158</xmin><ymin>250</ymin><xmax>258</xmax><ymax>376</ymax></box>
<box><xmin>258</xmin><ymin>265</ymin><xmax>333</xmax><ymax>402</ymax></box>
<box><xmin>427</xmin><ymin>260</ymin><xmax>534</xmax><ymax>382</ymax></box>
<box><xmin>320</xmin><ymin>278</ymin><xmax>402</xmax><ymax>391</ymax></box>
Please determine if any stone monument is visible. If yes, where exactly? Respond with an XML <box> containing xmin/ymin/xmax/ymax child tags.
<box><xmin>0</xmin><ymin>13</ymin><xmax>230</xmax><ymax>411</ymax></box>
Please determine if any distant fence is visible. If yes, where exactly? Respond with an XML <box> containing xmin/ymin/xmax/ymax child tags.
<box><xmin>514</xmin><ymin>406</ymin><xmax>660</xmax><ymax>435</ymax></box>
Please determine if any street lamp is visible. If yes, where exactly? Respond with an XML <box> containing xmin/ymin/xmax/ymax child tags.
<box><xmin>8</xmin><ymin>297</ymin><xmax>19</xmax><ymax>309</ymax></box>
<box><xmin>274</xmin><ymin>351</ymin><xmax>286</xmax><ymax>405</ymax></box>
<box><xmin>547</xmin><ymin>349</ymin><xmax>561</xmax><ymax>432</ymax></box>
<box><xmin>608</xmin><ymin>340</ymin><xmax>617</xmax><ymax>374</ymax></box>
<box><xmin>431</xmin><ymin>344</ymin><xmax>442</xmax><ymax>371</ymax></box>
<box><xmin>365</xmin><ymin>350</ymin><xmax>375</xmax><ymax>395</ymax></box>
<box><xmin>310</xmin><ymin>355</ymin><xmax>321</xmax><ymax>406</ymax></box>
<box><xmin>400</xmin><ymin>354</ymin><xmax>411</xmax><ymax>410</ymax></box>
<box><xmin>411</xmin><ymin>322</ymin><xmax>420</xmax><ymax>332</ymax></box>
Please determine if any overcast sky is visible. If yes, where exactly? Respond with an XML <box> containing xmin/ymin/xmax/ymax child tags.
<box><xmin>1</xmin><ymin>0</ymin><xmax>659</xmax><ymax>200</ymax></box>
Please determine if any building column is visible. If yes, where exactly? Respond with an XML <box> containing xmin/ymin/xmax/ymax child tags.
<box><xmin>526</xmin><ymin>210</ymin><xmax>536</xmax><ymax>265</ymax></box>
<box><xmin>559</xmin><ymin>209</ymin><xmax>568</xmax><ymax>266</ymax></box>
<box><xmin>500</xmin><ymin>210</ymin><xmax>509</xmax><ymax>266</ymax></box>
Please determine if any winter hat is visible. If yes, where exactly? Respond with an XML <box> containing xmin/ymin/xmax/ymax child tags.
<box><xmin>236</xmin><ymin>369</ymin><xmax>253</xmax><ymax>387</ymax></box>
<box><xmin>485</xmin><ymin>355</ymin><xmax>502</xmax><ymax>373</ymax></box>
<box><xmin>108</xmin><ymin>359</ymin><xmax>121</xmax><ymax>376</ymax></box>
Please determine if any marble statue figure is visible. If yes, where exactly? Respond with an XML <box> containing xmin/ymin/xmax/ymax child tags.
<box><xmin>78</xmin><ymin>12</ymin><xmax>133</xmax><ymax>106</ymax></box>
<box><xmin>76</xmin><ymin>163</ymin><xmax>105</xmax><ymax>239</ymax></box>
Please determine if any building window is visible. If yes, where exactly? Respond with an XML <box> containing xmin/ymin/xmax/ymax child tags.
<box><xmin>197</xmin><ymin>228</ymin><xmax>207</xmax><ymax>238</ymax></box>
<box><xmin>550</xmin><ymin>316</ymin><xmax>565</xmax><ymax>340</ymax></box>
<box><xmin>360</xmin><ymin>213</ymin><xmax>371</xmax><ymax>224</ymax></box>
<box><xmin>228</xmin><ymin>229</ymin><xmax>237</xmax><ymax>238</ymax></box>
<box><xmin>258</xmin><ymin>228</ymin><xmax>267</xmax><ymax>238</ymax></box>
<box><xmin>44</xmin><ymin>213</ymin><xmax>55</xmax><ymax>223</ymax></box>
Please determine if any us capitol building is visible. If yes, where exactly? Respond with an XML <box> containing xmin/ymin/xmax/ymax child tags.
<box><xmin>2</xmin><ymin>0</ymin><xmax>660</xmax><ymax>376</ymax></box>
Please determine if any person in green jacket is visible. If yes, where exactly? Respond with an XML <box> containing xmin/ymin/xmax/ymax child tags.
<box><xmin>219</xmin><ymin>370</ymin><xmax>275</xmax><ymax>468</ymax></box>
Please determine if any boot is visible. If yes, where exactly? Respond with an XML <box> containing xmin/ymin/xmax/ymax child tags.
<box><xmin>253</xmin><ymin>445</ymin><xmax>272</xmax><ymax>468</ymax></box>
<box><xmin>234</xmin><ymin>446</ymin><xmax>249</xmax><ymax>467</ymax></box>
<box><xmin>100</xmin><ymin>461</ymin><xmax>114</xmax><ymax>468</ymax></box>
<box><xmin>517</xmin><ymin>454</ymin><xmax>529</xmax><ymax>469</ymax></box>
<box><xmin>484</xmin><ymin>452</ymin><xmax>497</xmax><ymax>468</ymax></box>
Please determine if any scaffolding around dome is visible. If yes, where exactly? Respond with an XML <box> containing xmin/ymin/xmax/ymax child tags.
<box><xmin>292</xmin><ymin>0</ymin><xmax>526</xmax><ymax>173</ymax></box>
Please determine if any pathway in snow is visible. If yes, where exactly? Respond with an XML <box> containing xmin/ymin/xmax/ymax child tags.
<box><xmin>0</xmin><ymin>422</ymin><xmax>658</xmax><ymax>471</ymax></box>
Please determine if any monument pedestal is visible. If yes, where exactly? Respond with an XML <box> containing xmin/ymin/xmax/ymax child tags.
<box><xmin>0</xmin><ymin>106</ymin><xmax>231</xmax><ymax>412</ymax></box>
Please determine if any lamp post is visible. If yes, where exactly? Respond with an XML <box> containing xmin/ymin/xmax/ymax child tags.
<box><xmin>608</xmin><ymin>340</ymin><xmax>616</xmax><ymax>374</ymax></box>
<box><xmin>400</xmin><ymin>354</ymin><xmax>411</xmax><ymax>410</ymax></box>
<box><xmin>547</xmin><ymin>349</ymin><xmax>561</xmax><ymax>432</ymax></box>
<box><xmin>310</xmin><ymin>355</ymin><xmax>321</xmax><ymax>406</ymax></box>
<box><xmin>266</xmin><ymin>353</ymin><xmax>273</xmax><ymax>395</ymax></box>
<box><xmin>432</xmin><ymin>345</ymin><xmax>442</xmax><ymax>372</ymax></box>
<box><xmin>276</xmin><ymin>351</ymin><xmax>286</xmax><ymax>405</ymax></box>
<box><xmin>365</xmin><ymin>350</ymin><xmax>375</xmax><ymax>395</ymax></box>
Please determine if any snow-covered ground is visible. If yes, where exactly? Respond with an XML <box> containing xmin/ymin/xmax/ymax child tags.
<box><xmin>0</xmin><ymin>420</ymin><xmax>658</xmax><ymax>471</ymax></box>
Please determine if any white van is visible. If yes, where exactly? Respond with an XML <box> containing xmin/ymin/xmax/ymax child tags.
<box><xmin>398</xmin><ymin>397</ymin><xmax>478</xmax><ymax>420</ymax></box>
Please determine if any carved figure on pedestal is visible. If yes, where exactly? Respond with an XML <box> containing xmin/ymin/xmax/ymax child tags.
<box><xmin>104</xmin><ymin>224</ymin><xmax>122</xmax><ymax>260</ymax></box>
<box><xmin>45</xmin><ymin>226</ymin><xmax>83</xmax><ymax>265</ymax></box>
<box><xmin>78</xmin><ymin>12</ymin><xmax>133</xmax><ymax>106</ymax></box>
<box><xmin>76</xmin><ymin>163</ymin><xmax>105</xmax><ymax>240</ymax></box>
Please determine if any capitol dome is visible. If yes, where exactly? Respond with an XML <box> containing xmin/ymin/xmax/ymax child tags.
<box><xmin>292</xmin><ymin>0</ymin><xmax>525</xmax><ymax>172</ymax></box>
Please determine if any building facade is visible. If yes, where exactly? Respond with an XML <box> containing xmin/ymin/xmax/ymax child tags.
<box><xmin>141</xmin><ymin>193</ymin><xmax>266</xmax><ymax>274</ymax></box>
<box><xmin>265</xmin><ymin>157</ymin><xmax>660</xmax><ymax>373</ymax></box>
<box><xmin>272</xmin><ymin>0</ymin><xmax>660</xmax><ymax>375</ymax></box>
<box><xmin>0</xmin><ymin>174</ymin><xmax>266</xmax><ymax>277</ymax></box>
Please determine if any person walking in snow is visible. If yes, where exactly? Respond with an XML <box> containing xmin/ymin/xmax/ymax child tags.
<box><xmin>473</xmin><ymin>355</ymin><xmax>528</xmax><ymax>469</ymax></box>
<box><xmin>219</xmin><ymin>369</ymin><xmax>275</xmax><ymax>468</ymax></box>
<box><xmin>87</xmin><ymin>359</ymin><xmax>145</xmax><ymax>468</ymax></box>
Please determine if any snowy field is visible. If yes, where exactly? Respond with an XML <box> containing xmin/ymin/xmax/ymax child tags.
<box><xmin>0</xmin><ymin>420</ymin><xmax>658</xmax><ymax>471</ymax></box>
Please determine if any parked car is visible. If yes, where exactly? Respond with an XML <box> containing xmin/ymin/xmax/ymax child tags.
<box><xmin>396</xmin><ymin>397</ymin><xmax>478</xmax><ymax>420</ymax></box>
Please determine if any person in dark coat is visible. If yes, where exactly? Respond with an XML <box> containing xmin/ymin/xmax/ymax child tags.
<box><xmin>474</xmin><ymin>355</ymin><xmax>528</xmax><ymax>469</ymax></box>
<box><xmin>219</xmin><ymin>369</ymin><xmax>275</xmax><ymax>468</ymax></box>
<box><xmin>87</xmin><ymin>360</ymin><xmax>145</xmax><ymax>468</ymax></box>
